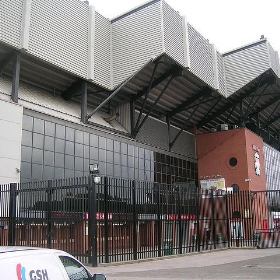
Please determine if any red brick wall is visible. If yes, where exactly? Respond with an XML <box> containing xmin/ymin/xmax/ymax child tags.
<box><xmin>196</xmin><ymin>128</ymin><xmax>266</xmax><ymax>191</ymax></box>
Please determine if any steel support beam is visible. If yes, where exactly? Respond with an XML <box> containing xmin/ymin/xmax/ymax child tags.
<box><xmin>132</xmin><ymin>75</ymin><xmax>174</xmax><ymax>138</ymax></box>
<box><xmin>168</xmin><ymin>87</ymin><xmax>212</xmax><ymax>118</ymax></box>
<box><xmin>11</xmin><ymin>52</ymin><xmax>21</xmax><ymax>103</ymax></box>
<box><xmin>81</xmin><ymin>81</ymin><xmax>88</xmax><ymax>124</ymax></box>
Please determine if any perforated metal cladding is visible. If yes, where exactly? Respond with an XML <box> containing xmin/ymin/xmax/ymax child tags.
<box><xmin>94</xmin><ymin>12</ymin><xmax>112</xmax><ymax>88</ymax></box>
<box><xmin>267</xmin><ymin>42</ymin><xmax>280</xmax><ymax>76</ymax></box>
<box><xmin>162</xmin><ymin>1</ymin><xmax>185</xmax><ymax>67</ymax></box>
<box><xmin>112</xmin><ymin>1</ymin><xmax>164</xmax><ymax>87</ymax></box>
<box><xmin>264</xmin><ymin>143</ymin><xmax>280</xmax><ymax>191</ymax></box>
<box><xmin>135</xmin><ymin>113</ymin><xmax>196</xmax><ymax>158</ymax></box>
<box><xmin>0</xmin><ymin>0</ymin><xmax>24</xmax><ymax>48</ymax></box>
<box><xmin>216</xmin><ymin>51</ymin><xmax>227</xmax><ymax>96</ymax></box>
<box><xmin>28</xmin><ymin>0</ymin><xmax>89</xmax><ymax>79</ymax></box>
<box><xmin>224</xmin><ymin>42</ymin><xmax>270</xmax><ymax>96</ymax></box>
<box><xmin>187</xmin><ymin>24</ymin><xmax>215</xmax><ymax>88</ymax></box>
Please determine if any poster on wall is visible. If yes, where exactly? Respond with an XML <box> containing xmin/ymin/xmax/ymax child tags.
<box><xmin>200</xmin><ymin>178</ymin><xmax>225</xmax><ymax>191</ymax></box>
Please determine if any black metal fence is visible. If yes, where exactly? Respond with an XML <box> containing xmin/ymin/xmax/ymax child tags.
<box><xmin>0</xmin><ymin>177</ymin><xmax>278</xmax><ymax>266</ymax></box>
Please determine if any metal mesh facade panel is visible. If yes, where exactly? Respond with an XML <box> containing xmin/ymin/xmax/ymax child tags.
<box><xmin>0</xmin><ymin>0</ymin><xmax>24</xmax><ymax>48</ymax></box>
<box><xmin>264</xmin><ymin>143</ymin><xmax>280</xmax><ymax>191</ymax></box>
<box><xmin>28</xmin><ymin>0</ymin><xmax>89</xmax><ymax>79</ymax></box>
<box><xmin>267</xmin><ymin>42</ymin><xmax>280</xmax><ymax>76</ymax></box>
<box><xmin>135</xmin><ymin>113</ymin><xmax>196</xmax><ymax>159</ymax></box>
<box><xmin>187</xmin><ymin>24</ymin><xmax>215</xmax><ymax>88</ymax></box>
<box><xmin>94</xmin><ymin>12</ymin><xmax>112</xmax><ymax>88</ymax></box>
<box><xmin>162</xmin><ymin>1</ymin><xmax>185</xmax><ymax>67</ymax></box>
<box><xmin>224</xmin><ymin>42</ymin><xmax>270</xmax><ymax>95</ymax></box>
<box><xmin>216</xmin><ymin>51</ymin><xmax>227</xmax><ymax>96</ymax></box>
<box><xmin>112</xmin><ymin>1</ymin><xmax>164</xmax><ymax>87</ymax></box>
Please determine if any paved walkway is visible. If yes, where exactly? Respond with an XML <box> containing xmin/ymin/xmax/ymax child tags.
<box><xmin>86</xmin><ymin>248</ymin><xmax>280</xmax><ymax>279</ymax></box>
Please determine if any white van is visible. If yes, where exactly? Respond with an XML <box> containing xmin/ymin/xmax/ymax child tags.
<box><xmin>0</xmin><ymin>246</ymin><xmax>106</xmax><ymax>280</ymax></box>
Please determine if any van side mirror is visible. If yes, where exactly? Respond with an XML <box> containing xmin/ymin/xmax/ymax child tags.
<box><xmin>91</xmin><ymin>273</ymin><xmax>106</xmax><ymax>280</ymax></box>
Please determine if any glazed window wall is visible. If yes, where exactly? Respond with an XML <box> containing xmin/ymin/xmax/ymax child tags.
<box><xmin>21</xmin><ymin>115</ymin><xmax>197</xmax><ymax>185</ymax></box>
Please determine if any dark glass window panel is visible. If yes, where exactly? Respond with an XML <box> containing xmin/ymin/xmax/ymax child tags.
<box><xmin>55</xmin><ymin>168</ymin><xmax>65</xmax><ymax>179</ymax></box>
<box><xmin>75</xmin><ymin>157</ymin><xmax>83</xmax><ymax>171</ymax></box>
<box><xmin>128</xmin><ymin>156</ymin><xmax>134</xmax><ymax>167</ymax></box>
<box><xmin>121</xmin><ymin>154</ymin><xmax>127</xmax><ymax>166</ymax></box>
<box><xmin>21</xmin><ymin>146</ymin><xmax>32</xmax><ymax>162</ymax></box>
<box><xmin>107</xmin><ymin>151</ymin><xmax>113</xmax><ymax>163</ymax></box>
<box><xmin>114</xmin><ymin>140</ymin><xmax>120</xmax><ymax>152</ymax></box>
<box><xmin>99</xmin><ymin>136</ymin><xmax>106</xmax><ymax>149</ymax></box>
<box><xmin>84</xmin><ymin>158</ymin><xmax>90</xmax><ymax>173</ymax></box>
<box><xmin>114</xmin><ymin>152</ymin><xmax>121</xmax><ymax>165</ymax></box>
<box><xmin>139</xmin><ymin>158</ymin><xmax>144</xmax><ymax>169</ymax></box>
<box><xmin>44</xmin><ymin>136</ymin><xmax>54</xmax><ymax>151</ymax></box>
<box><xmin>122</xmin><ymin>166</ymin><xmax>128</xmax><ymax>178</ymax></box>
<box><xmin>66</xmin><ymin>127</ymin><xmax>74</xmax><ymax>141</ymax></box>
<box><xmin>121</xmin><ymin>143</ymin><xmax>127</xmax><ymax>155</ymax></box>
<box><xmin>33</xmin><ymin>118</ymin><xmax>44</xmax><ymax>134</ymax></box>
<box><xmin>134</xmin><ymin>146</ymin><xmax>139</xmax><ymax>158</ymax></box>
<box><xmin>134</xmin><ymin>158</ymin><xmax>139</xmax><ymax>168</ymax></box>
<box><xmin>99</xmin><ymin>149</ymin><xmax>106</xmax><ymax>162</ymax></box>
<box><xmin>145</xmin><ymin>160</ymin><xmax>151</xmax><ymax>171</ymax></box>
<box><xmin>33</xmin><ymin>133</ymin><xmax>44</xmax><ymax>149</ymax></box>
<box><xmin>99</xmin><ymin>161</ymin><xmax>106</xmax><ymax>174</ymax></box>
<box><xmin>134</xmin><ymin>169</ymin><xmax>139</xmax><ymax>180</ymax></box>
<box><xmin>107</xmin><ymin>138</ymin><xmax>113</xmax><ymax>151</ymax></box>
<box><xmin>114</xmin><ymin>165</ymin><xmax>121</xmax><ymax>177</ymax></box>
<box><xmin>44</xmin><ymin>151</ymin><xmax>54</xmax><ymax>166</ymax></box>
<box><xmin>128</xmin><ymin>145</ymin><xmax>134</xmax><ymax>156</ymax></box>
<box><xmin>75</xmin><ymin>130</ymin><xmax>83</xmax><ymax>144</ymax></box>
<box><xmin>128</xmin><ymin>167</ymin><xmax>134</xmax><ymax>179</ymax></box>
<box><xmin>139</xmin><ymin>148</ymin><xmax>144</xmax><ymax>159</ymax></box>
<box><xmin>75</xmin><ymin>143</ymin><xmax>83</xmax><ymax>157</ymax></box>
<box><xmin>84</xmin><ymin>145</ymin><xmax>89</xmax><ymax>159</ymax></box>
<box><xmin>21</xmin><ymin>162</ymin><xmax>31</xmax><ymax>178</ymax></box>
<box><xmin>56</xmin><ymin>124</ymin><xmax>65</xmax><ymax>139</ymax></box>
<box><xmin>32</xmin><ymin>148</ymin><xmax>43</xmax><ymax>164</ymax></box>
<box><xmin>65</xmin><ymin>141</ymin><xmax>74</xmax><ymax>155</ymax></box>
<box><xmin>65</xmin><ymin>155</ymin><xmax>74</xmax><ymax>169</ymax></box>
<box><xmin>22</xmin><ymin>130</ymin><xmax>32</xmax><ymax>147</ymax></box>
<box><xmin>107</xmin><ymin>163</ymin><xmax>114</xmax><ymax>176</ymax></box>
<box><xmin>145</xmin><ymin>149</ymin><xmax>150</xmax><ymax>160</ymax></box>
<box><xmin>90</xmin><ymin>147</ymin><xmax>98</xmax><ymax>161</ymax></box>
<box><xmin>32</xmin><ymin>163</ymin><xmax>43</xmax><ymax>180</ymax></box>
<box><xmin>145</xmin><ymin>171</ymin><xmax>151</xmax><ymax>181</ymax></box>
<box><xmin>84</xmin><ymin>132</ymin><xmax>89</xmax><ymax>145</ymax></box>
<box><xmin>65</xmin><ymin>169</ymin><xmax>74</xmax><ymax>178</ymax></box>
<box><xmin>22</xmin><ymin>115</ymin><xmax>33</xmax><ymax>131</ymax></box>
<box><xmin>55</xmin><ymin>153</ymin><xmax>64</xmax><ymax>168</ymax></box>
<box><xmin>43</xmin><ymin>166</ymin><xmax>54</xmax><ymax>180</ymax></box>
<box><xmin>139</xmin><ymin>170</ymin><xmax>145</xmax><ymax>180</ymax></box>
<box><xmin>90</xmin><ymin>134</ymin><xmax>98</xmax><ymax>147</ymax></box>
<box><xmin>55</xmin><ymin>138</ymin><xmax>65</xmax><ymax>153</ymax></box>
<box><xmin>45</xmin><ymin>121</ymin><xmax>55</xmax><ymax>136</ymax></box>
<box><xmin>75</xmin><ymin>170</ymin><xmax>84</xmax><ymax>177</ymax></box>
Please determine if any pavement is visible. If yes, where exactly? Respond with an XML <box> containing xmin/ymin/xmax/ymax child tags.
<box><xmin>86</xmin><ymin>248</ymin><xmax>280</xmax><ymax>279</ymax></box>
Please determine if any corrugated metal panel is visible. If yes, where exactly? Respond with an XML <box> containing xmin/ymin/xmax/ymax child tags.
<box><xmin>187</xmin><ymin>23</ymin><xmax>216</xmax><ymax>88</ymax></box>
<box><xmin>264</xmin><ymin>143</ymin><xmax>280</xmax><ymax>191</ymax></box>
<box><xmin>162</xmin><ymin>1</ymin><xmax>185</xmax><ymax>67</ymax></box>
<box><xmin>135</xmin><ymin>112</ymin><xmax>196</xmax><ymax>158</ymax></box>
<box><xmin>112</xmin><ymin>1</ymin><xmax>164</xmax><ymax>87</ymax></box>
<box><xmin>112</xmin><ymin>102</ymin><xmax>131</xmax><ymax>133</ymax></box>
<box><xmin>94</xmin><ymin>12</ymin><xmax>112</xmax><ymax>88</ymax></box>
<box><xmin>0</xmin><ymin>0</ymin><xmax>24</xmax><ymax>48</ymax></box>
<box><xmin>216</xmin><ymin>51</ymin><xmax>227</xmax><ymax>96</ymax></box>
<box><xmin>223</xmin><ymin>42</ymin><xmax>270</xmax><ymax>95</ymax></box>
<box><xmin>267</xmin><ymin>42</ymin><xmax>280</xmax><ymax>77</ymax></box>
<box><xmin>28</xmin><ymin>0</ymin><xmax>89</xmax><ymax>79</ymax></box>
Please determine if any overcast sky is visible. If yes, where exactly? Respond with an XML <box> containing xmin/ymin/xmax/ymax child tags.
<box><xmin>88</xmin><ymin>0</ymin><xmax>279</xmax><ymax>54</ymax></box>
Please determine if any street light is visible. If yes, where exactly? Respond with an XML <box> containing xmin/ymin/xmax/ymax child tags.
<box><xmin>89</xmin><ymin>163</ymin><xmax>101</xmax><ymax>184</ymax></box>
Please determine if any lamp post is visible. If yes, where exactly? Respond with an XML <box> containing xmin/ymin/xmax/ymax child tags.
<box><xmin>88</xmin><ymin>163</ymin><xmax>100</xmax><ymax>267</ymax></box>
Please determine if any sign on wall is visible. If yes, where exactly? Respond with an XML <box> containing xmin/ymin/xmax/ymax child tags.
<box><xmin>252</xmin><ymin>145</ymin><xmax>261</xmax><ymax>176</ymax></box>
<box><xmin>200</xmin><ymin>178</ymin><xmax>225</xmax><ymax>190</ymax></box>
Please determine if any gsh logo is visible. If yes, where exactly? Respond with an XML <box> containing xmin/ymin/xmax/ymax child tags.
<box><xmin>16</xmin><ymin>263</ymin><xmax>49</xmax><ymax>280</ymax></box>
